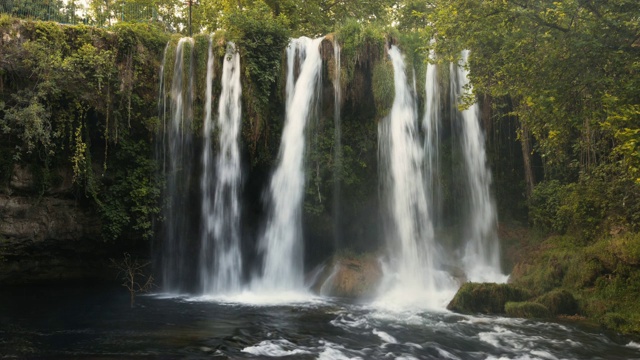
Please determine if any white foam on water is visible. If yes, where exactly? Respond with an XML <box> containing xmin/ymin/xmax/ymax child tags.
<box><xmin>186</xmin><ymin>290</ymin><xmax>323</xmax><ymax>306</ymax></box>
<box><xmin>150</xmin><ymin>292</ymin><xmax>187</xmax><ymax>300</ymax></box>
<box><xmin>317</xmin><ymin>347</ymin><xmax>361</xmax><ymax>360</ymax></box>
<box><xmin>529</xmin><ymin>350</ymin><xmax>558</xmax><ymax>360</ymax></box>
<box><xmin>459</xmin><ymin>315</ymin><xmax>526</xmax><ymax>326</ymax></box>
<box><xmin>626</xmin><ymin>341</ymin><xmax>640</xmax><ymax>350</ymax></box>
<box><xmin>372</xmin><ymin>284</ymin><xmax>458</xmax><ymax>312</ymax></box>
<box><xmin>373</xmin><ymin>329</ymin><xmax>398</xmax><ymax>344</ymax></box>
<box><xmin>330</xmin><ymin>314</ymin><xmax>371</xmax><ymax>330</ymax></box>
<box><xmin>437</xmin><ymin>348</ymin><xmax>461</xmax><ymax>359</ymax></box>
<box><xmin>316</xmin><ymin>340</ymin><xmax>365</xmax><ymax>360</ymax></box>
<box><xmin>396</xmin><ymin>356</ymin><xmax>419</xmax><ymax>360</ymax></box>
<box><xmin>479</xmin><ymin>326</ymin><xmax>514</xmax><ymax>348</ymax></box>
<box><xmin>242</xmin><ymin>339</ymin><xmax>311</xmax><ymax>357</ymax></box>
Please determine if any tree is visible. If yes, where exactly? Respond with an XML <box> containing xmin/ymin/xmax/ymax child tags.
<box><xmin>0</xmin><ymin>0</ymin><xmax>66</xmax><ymax>22</ymax></box>
<box><xmin>110</xmin><ymin>253</ymin><xmax>155</xmax><ymax>307</ymax></box>
<box><xmin>415</xmin><ymin>0</ymin><xmax>639</xmax><ymax>232</ymax></box>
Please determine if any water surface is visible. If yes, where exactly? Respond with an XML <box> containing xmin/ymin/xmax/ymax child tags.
<box><xmin>1</xmin><ymin>285</ymin><xmax>639</xmax><ymax>359</ymax></box>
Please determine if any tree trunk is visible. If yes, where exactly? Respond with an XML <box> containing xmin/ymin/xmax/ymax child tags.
<box><xmin>520</xmin><ymin>121</ymin><xmax>535</xmax><ymax>198</ymax></box>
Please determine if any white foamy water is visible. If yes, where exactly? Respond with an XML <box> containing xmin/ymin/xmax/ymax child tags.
<box><xmin>253</xmin><ymin>37</ymin><xmax>325</xmax><ymax>292</ymax></box>
<box><xmin>627</xmin><ymin>341</ymin><xmax>640</xmax><ymax>349</ymax></box>
<box><xmin>373</xmin><ymin>329</ymin><xmax>398</xmax><ymax>344</ymax></box>
<box><xmin>186</xmin><ymin>290</ymin><xmax>323</xmax><ymax>307</ymax></box>
<box><xmin>242</xmin><ymin>339</ymin><xmax>312</xmax><ymax>357</ymax></box>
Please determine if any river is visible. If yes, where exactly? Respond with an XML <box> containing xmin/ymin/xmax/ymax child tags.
<box><xmin>1</xmin><ymin>285</ymin><xmax>639</xmax><ymax>359</ymax></box>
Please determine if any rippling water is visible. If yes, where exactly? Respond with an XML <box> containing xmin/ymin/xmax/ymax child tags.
<box><xmin>1</xmin><ymin>285</ymin><xmax>638</xmax><ymax>359</ymax></box>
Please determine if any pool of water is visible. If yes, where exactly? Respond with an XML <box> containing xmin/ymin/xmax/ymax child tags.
<box><xmin>1</xmin><ymin>285</ymin><xmax>639</xmax><ymax>359</ymax></box>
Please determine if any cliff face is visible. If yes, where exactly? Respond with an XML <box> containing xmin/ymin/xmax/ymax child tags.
<box><xmin>0</xmin><ymin>18</ymin><xmax>168</xmax><ymax>283</ymax></box>
<box><xmin>0</xmin><ymin>165</ymin><xmax>108</xmax><ymax>283</ymax></box>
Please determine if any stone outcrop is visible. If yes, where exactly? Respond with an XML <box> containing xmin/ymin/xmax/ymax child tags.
<box><xmin>310</xmin><ymin>253</ymin><xmax>382</xmax><ymax>299</ymax></box>
<box><xmin>0</xmin><ymin>195</ymin><xmax>99</xmax><ymax>242</ymax></box>
<box><xmin>447</xmin><ymin>282</ymin><xmax>532</xmax><ymax>315</ymax></box>
<box><xmin>0</xmin><ymin>164</ymin><xmax>107</xmax><ymax>284</ymax></box>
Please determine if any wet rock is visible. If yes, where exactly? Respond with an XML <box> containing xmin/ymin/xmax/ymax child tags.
<box><xmin>310</xmin><ymin>252</ymin><xmax>382</xmax><ymax>299</ymax></box>
<box><xmin>9</xmin><ymin>164</ymin><xmax>34</xmax><ymax>190</ymax></box>
<box><xmin>0</xmin><ymin>195</ymin><xmax>99</xmax><ymax>242</ymax></box>
<box><xmin>0</xmin><ymin>192</ymin><xmax>105</xmax><ymax>283</ymax></box>
<box><xmin>447</xmin><ymin>282</ymin><xmax>532</xmax><ymax>315</ymax></box>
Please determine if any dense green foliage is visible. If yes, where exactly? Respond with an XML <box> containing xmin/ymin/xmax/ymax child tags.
<box><xmin>424</xmin><ymin>0</ymin><xmax>640</xmax><ymax>233</ymax></box>
<box><xmin>426</xmin><ymin>2</ymin><xmax>639</xmax><ymax>333</ymax></box>
<box><xmin>0</xmin><ymin>16</ymin><xmax>168</xmax><ymax>241</ymax></box>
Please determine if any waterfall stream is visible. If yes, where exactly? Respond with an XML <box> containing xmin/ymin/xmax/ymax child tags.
<box><xmin>157</xmin><ymin>38</ymin><xmax>505</xmax><ymax>299</ymax></box>
<box><xmin>200</xmin><ymin>42</ymin><xmax>244</xmax><ymax>294</ymax></box>
<box><xmin>452</xmin><ymin>50</ymin><xmax>507</xmax><ymax>283</ymax></box>
<box><xmin>377</xmin><ymin>46</ymin><xmax>456</xmax><ymax>309</ymax></box>
<box><xmin>253</xmin><ymin>37</ymin><xmax>325</xmax><ymax>292</ymax></box>
<box><xmin>161</xmin><ymin>38</ymin><xmax>195</xmax><ymax>292</ymax></box>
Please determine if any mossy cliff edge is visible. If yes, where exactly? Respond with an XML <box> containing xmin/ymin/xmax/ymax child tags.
<box><xmin>447</xmin><ymin>231</ymin><xmax>640</xmax><ymax>336</ymax></box>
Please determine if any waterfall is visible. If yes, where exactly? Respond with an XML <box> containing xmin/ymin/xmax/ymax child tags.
<box><xmin>452</xmin><ymin>50</ymin><xmax>507</xmax><ymax>283</ymax></box>
<box><xmin>199</xmin><ymin>42</ymin><xmax>244</xmax><ymax>293</ymax></box>
<box><xmin>161</xmin><ymin>37</ymin><xmax>195</xmax><ymax>292</ymax></box>
<box><xmin>253</xmin><ymin>37</ymin><xmax>325</xmax><ymax>291</ymax></box>
<box><xmin>377</xmin><ymin>46</ymin><xmax>456</xmax><ymax>309</ymax></box>
<box><xmin>332</xmin><ymin>40</ymin><xmax>343</xmax><ymax>249</ymax></box>
<box><xmin>423</xmin><ymin>49</ymin><xmax>441</xmax><ymax>227</ymax></box>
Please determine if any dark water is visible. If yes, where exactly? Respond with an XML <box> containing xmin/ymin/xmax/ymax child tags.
<box><xmin>1</xmin><ymin>285</ymin><xmax>639</xmax><ymax>359</ymax></box>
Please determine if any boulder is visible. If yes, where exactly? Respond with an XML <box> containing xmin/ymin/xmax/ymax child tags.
<box><xmin>534</xmin><ymin>289</ymin><xmax>578</xmax><ymax>316</ymax></box>
<box><xmin>447</xmin><ymin>282</ymin><xmax>532</xmax><ymax>314</ymax></box>
<box><xmin>310</xmin><ymin>252</ymin><xmax>382</xmax><ymax>299</ymax></box>
<box><xmin>505</xmin><ymin>301</ymin><xmax>551</xmax><ymax>318</ymax></box>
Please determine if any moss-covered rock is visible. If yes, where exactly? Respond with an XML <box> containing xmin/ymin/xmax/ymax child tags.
<box><xmin>447</xmin><ymin>282</ymin><xmax>532</xmax><ymax>315</ymax></box>
<box><xmin>535</xmin><ymin>289</ymin><xmax>578</xmax><ymax>316</ymax></box>
<box><xmin>505</xmin><ymin>301</ymin><xmax>551</xmax><ymax>318</ymax></box>
<box><xmin>509</xmin><ymin>232</ymin><xmax>640</xmax><ymax>334</ymax></box>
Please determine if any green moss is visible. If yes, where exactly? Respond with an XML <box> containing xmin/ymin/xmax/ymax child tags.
<box><xmin>505</xmin><ymin>301</ymin><xmax>551</xmax><ymax>318</ymax></box>
<box><xmin>535</xmin><ymin>289</ymin><xmax>578</xmax><ymax>315</ymax></box>
<box><xmin>510</xmin><ymin>232</ymin><xmax>640</xmax><ymax>334</ymax></box>
<box><xmin>372</xmin><ymin>60</ymin><xmax>394</xmax><ymax>117</ymax></box>
<box><xmin>447</xmin><ymin>282</ymin><xmax>532</xmax><ymax>315</ymax></box>
<box><xmin>336</xmin><ymin>20</ymin><xmax>386</xmax><ymax>88</ymax></box>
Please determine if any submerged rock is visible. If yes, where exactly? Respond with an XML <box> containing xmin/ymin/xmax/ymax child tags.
<box><xmin>446</xmin><ymin>282</ymin><xmax>531</xmax><ymax>314</ymax></box>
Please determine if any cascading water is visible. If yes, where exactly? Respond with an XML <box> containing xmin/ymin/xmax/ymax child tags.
<box><xmin>332</xmin><ymin>40</ymin><xmax>343</xmax><ymax>249</ymax></box>
<box><xmin>452</xmin><ymin>50</ymin><xmax>507</xmax><ymax>283</ymax></box>
<box><xmin>253</xmin><ymin>37</ymin><xmax>325</xmax><ymax>292</ymax></box>
<box><xmin>377</xmin><ymin>46</ymin><xmax>456</xmax><ymax>309</ymax></box>
<box><xmin>200</xmin><ymin>42</ymin><xmax>244</xmax><ymax>294</ymax></box>
<box><xmin>423</xmin><ymin>49</ymin><xmax>441</xmax><ymax>227</ymax></box>
<box><xmin>161</xmin><ymin>38</ymin><xmax>195</xmax><ymax>292</ymax></box>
